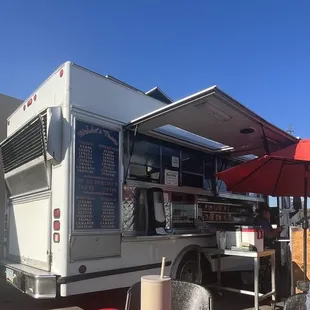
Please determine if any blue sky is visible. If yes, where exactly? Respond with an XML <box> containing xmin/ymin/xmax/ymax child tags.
<box><xmin>1</xmin><ymin>0</ymin><xmax>310</xmax><ymax>136</ymax></box>
<box><xmin>0</xmin><ymin>1</ymin><xmax>309</xmax><ymax>207</ymax></box>
<box><xmin>1</xmin><ymin>0</ymin><xmax>309</xmax><ymax>138</ymax></box>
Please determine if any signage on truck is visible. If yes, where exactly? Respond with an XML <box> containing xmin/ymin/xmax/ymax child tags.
<box><xmin>74</xmin><ymin>120</ymin><xmax>120</xmax><ymax>230</ymax></box>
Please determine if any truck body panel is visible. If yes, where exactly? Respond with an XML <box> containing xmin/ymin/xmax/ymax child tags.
<box><xmin>63</xmin><ymin>235</ymin><xmax>215</xmax><ymax>296</ymax></box>
<box><xmin>8</xmin><ymin>193</ymin><xmax>51</xmax><ymax>271</ymax></box>
<box><xmin>69</xmin><ymin>64</ymin><xmax>166</xmax><ymax>124</ymax></box>
<box><xmin>0</xmin><ymin>94</ymin><xmax>22</xmax><ymax>261</ymax></box>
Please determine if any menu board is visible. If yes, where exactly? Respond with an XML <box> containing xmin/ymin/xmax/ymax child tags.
<box><xmin>74</xmin><ymin>120</ymin><xmax>120</xmax><ymax>230</ymax></box>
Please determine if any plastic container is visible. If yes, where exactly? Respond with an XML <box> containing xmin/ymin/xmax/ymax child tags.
<box><xmin>241</xmin><ymin>226</ymin><xmax>264</xmax><ymax>252</ymax></box>
<box><xmin>216</xmin><ymin>231</ymin><xmax>227</xmax><ymax>250</ymax></box>
<box><xmin>236</xmin><ymin>227</ymin><xmax>242</xmax><ymax>248</ymax></box>
<box><xmin>226</xmin><ymin>228</ymin><xmax>242</xmax><ymax>248</ymax></box>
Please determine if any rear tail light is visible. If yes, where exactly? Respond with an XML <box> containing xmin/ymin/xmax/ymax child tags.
<box><xmin>53</xmin><ymin>233</ymin><xmax>60</xmax><ymax>243</ymax></box>
<box><xmin>53</xmin><ymin>208</ymin><xmax>60</xmax><ymax>219</ymax></box>
<box><xmin>53</xmin><ymin>220</ymin><xmax>60</xmax><ymax>231</ymax></box>
<box><xmin>53</xmin><ymin>209</ymin><xmax>61</xmax><ymax>242</ymax></box>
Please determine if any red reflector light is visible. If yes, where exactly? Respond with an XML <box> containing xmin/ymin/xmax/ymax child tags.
<box><xmin>27</xmin><ymin>99</ymin><xmax>32</xmax><ymax>107</ymax></box>
<box><xmin>53</xmin><ymin>233</ymin><xmax>60</xmax><ymax>243</ymax></box>
<box><xmin>59</xmin><ymin>69</ymin><xmax>64</xmax><ymax>77</ymax></box>
<box><xmin>53</xmin><ymin>220</ymin><xmax>60</xmax><ymax>231</ymax></box>
<box><xmin>34</xmin><ymin>94</ymin><xmax>37</xmax><ymax>101</ymax></box>
<box><xmin>53</xmin><ymin>208</ymin><xmax>60</xmax><ymax>219</ymax></box>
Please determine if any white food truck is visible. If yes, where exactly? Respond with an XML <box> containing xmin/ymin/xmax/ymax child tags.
<box><xmin>0</xmin><ymin>62</ymin><xmax>297</xmax><ymax>299</ymax></box>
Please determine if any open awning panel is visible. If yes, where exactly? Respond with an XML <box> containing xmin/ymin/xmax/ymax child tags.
<box><xmin>125</xmin><ymin>86</ymin><xmax>297</xmax><ymax>157</ymax></box>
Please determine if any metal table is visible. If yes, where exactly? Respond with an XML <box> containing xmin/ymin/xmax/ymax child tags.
<box><xmin>201</xmin><ymin>248</ymin><xmax>276</xmax><ymax>310</ymax></box>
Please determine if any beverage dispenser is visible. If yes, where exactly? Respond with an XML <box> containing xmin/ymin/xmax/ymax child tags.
<box><xmin>146</xmin><ymin>188</ymin><xmax>167</xmax><ymax>235</ymax></box>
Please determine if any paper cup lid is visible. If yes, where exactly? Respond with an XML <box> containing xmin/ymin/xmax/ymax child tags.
<box><xmin>141</xmin><ymin>275</ymin><xmax>171</xmax><ymax>282</ymax></box>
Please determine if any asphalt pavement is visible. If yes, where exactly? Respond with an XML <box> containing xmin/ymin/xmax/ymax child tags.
<box><xmin>0</xmin><ymin>277</ymin><xmax>127</xmax><ymax>310</ymax></box>
<box><xmin>0</xmin><ymin>276</ymin><xmax>285</xmax><ymax>310</ymax></box>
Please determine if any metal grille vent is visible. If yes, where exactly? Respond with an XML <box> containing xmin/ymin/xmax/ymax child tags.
<box><xmin>1</xmin><ymin>111</ymin><xmax>48</xmax><ymax>174</ymax></box>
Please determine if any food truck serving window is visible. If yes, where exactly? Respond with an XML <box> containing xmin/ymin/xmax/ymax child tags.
<box><xmin>182</xmin><ymin>149</ymin><xmax>204</xmax><ymax>189</ymax></box>
<box><xmin>125</xmin><ymin>131</ymin><xmax>265</xmax><ymax>199</ymax></box>
<box><xmin>125</xmin><ymin>131</ymin><xmax>215</xmax><ymax>190</ymax></box>
<box><xmin>125</xmin><ymin>132</ymin><xmax>161</xmax><ymax>183</ymax></box>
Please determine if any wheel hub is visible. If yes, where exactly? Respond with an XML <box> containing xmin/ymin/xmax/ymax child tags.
<box><xmin>179</xmin><ymin>260</ymin><xmax>202</xmax><ymax>284</ymax></box>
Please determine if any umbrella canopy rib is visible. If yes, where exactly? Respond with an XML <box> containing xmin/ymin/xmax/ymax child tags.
<box><xmin>230</xmin><ymin>157</ymin><xmax>271</xmax><ymax>192</ymax></box>
<box><xmin>272</xmin><ymin>160</ymin><xmax>285</xmax><ymax>196</ymax></box>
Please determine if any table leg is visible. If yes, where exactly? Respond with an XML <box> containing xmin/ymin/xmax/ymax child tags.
<box><xmin>254</xmin><ymin>257</ymin><xmax>259</xmax><ymax>310</ymax></box>
<box><xmin>217</xmin><ymin>254</ymin><xmax>221</xmax><ymax>285</ymax></box>
<box><xmin>271</xmin><ymin>253</ymin><xmax>276</xmax><ymax>303</ymax></box>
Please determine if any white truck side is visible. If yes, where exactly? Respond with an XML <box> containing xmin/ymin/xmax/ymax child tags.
<box><xmin>0</xmin><ymin>62</ymin><xmax>296</xmax><ymax>299</ymax></box>
<box><xmin>0</xmin><ymin>94</ymin><xmax>23</xmax><ymax>261</ymax></box>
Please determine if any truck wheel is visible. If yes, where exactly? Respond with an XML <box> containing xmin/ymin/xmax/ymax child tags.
<box><xmin>176</xmin><ymin>250</ymin><xmax>202</xmax><ymax>284</ymax></box>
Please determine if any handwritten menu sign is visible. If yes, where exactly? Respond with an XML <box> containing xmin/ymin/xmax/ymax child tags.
<box><xmin>74</xmin><ymin>120</ymin><xmax>120</xmax><ymax>230</ymax></box>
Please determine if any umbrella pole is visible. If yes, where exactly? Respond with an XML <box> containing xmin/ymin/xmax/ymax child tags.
<box><xmin>303</xmin><ymin>168</ymin><xmax>308</xmax><ymax>283</ymax></box>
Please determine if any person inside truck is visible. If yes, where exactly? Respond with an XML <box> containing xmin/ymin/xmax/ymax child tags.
<box><xmin>254</xmin><ymin>203</ymin><xmax>283</xmax><ymax>248</ymax></box>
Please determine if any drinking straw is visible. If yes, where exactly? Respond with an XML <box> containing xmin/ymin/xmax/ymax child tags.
<box><xmin>160</xmin><ymin>257</ymin><xmax>166</xmax><ymax>279</ymax></box>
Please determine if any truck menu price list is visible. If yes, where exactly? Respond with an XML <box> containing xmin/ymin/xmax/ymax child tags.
<box><xmin>74</xmin><ymin>120</ymin><xmax>120</xmax><ymax>230</ymax></box>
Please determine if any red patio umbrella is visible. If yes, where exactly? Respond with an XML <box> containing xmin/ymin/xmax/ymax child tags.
<box><xmin>216</xmin><ymin>139</ymin><xmax>310</xmax><ymax>283</ymax></box>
